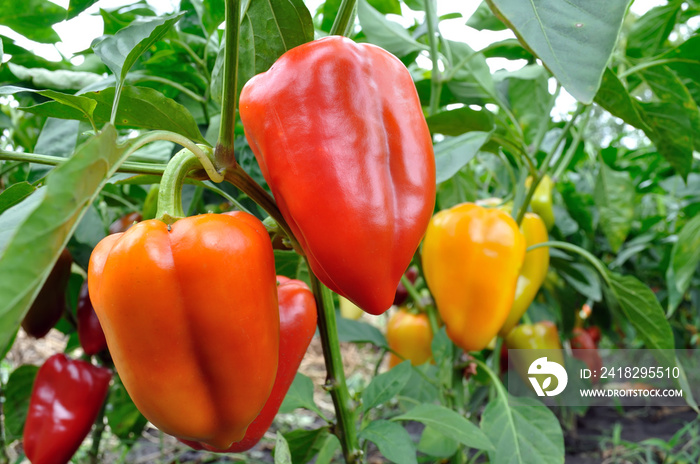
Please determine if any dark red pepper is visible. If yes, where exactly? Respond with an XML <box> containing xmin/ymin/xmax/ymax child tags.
<box><xmin>23</xmin><ymin>354</ymin><xmax>112</xmax><ymax>464</ymax></box>
<box><xmin>21</xmin><ymin>248</ymin><xmax>72</xmax><ymax>338</ymax></box>
<box><xmin>76</xmin><ymin>282</ymin><xmax>107</xmax><ymax>355</ymax></box>
<box><xmin>393</xmin><ymin>267</ymin><xmax>419</xmax><ymax>306</ymax></box>
<box><xmin>571</xmin><ymin>327</ymin><xmax>602</xmax><ymax>379</ymax></box>
<box><xmin>584</xmin><ymin>326</ymin><xmax>601</xmax><ymax>346</ymax></box>
<box><xmin>181</xmin><ymin>275</ymin><xmax>317</xmax><ymax>452</ymax></box>
<box><xmin>108</xmin><ymin>212</ymin><xmax>142</xmax><ymax>235</ymax></box>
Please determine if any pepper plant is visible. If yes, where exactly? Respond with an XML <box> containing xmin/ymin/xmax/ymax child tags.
<box><xmin>0</xmin><ymin>0</ymin><xmax>698</xmax><ymax>463</ymax></box>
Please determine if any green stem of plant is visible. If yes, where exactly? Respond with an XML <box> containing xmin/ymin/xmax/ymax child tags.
<box><xmin>223</xmin><ymin>165</ymin><xmax>302</xmax><ymax>253</ymax></box>
<box><xmin>89</xmin><ymin>399</ymin><xmax>108</xmax><ymax>464</ymax></box>
<box><xmin>308</xmin><ymin>272</ymin><xmax>360</xmax><ymax>463</ymax></box>
<box><xmin>156</xmin><ymin>148</ymin><xmax>211</xmax><ymax>224</ymax></box>
<box><xmin>424</xmin><ymin>0</ymin><xmax>441</xmax><ymax>116</ymax></box>
<box><xmin>527</xmin><ymin>240</ymin><xmax>612</xmax><ymax>287</ymax></box>
<box><xmin>400</xmin><ymin>274</ymin><xmax>424</xmax><ymax>312</ymax></box>
<box><xmin>330</xmin><ymin>0</ymin><xmax>357</xmax><ymax>35</ymax></box>
<box><xmin>514</xmin><ymin>104</ymin><xmax>585</xmax><ymax>225</ymax></box>
<box><xmin>0</xmin><ymin>150</ymin><xmax>168</xmax><ymax>175</ymax></box>
<box><xmin>618</xmin><ymin>58</ymin><xmax>698</xmax><ymax>78</ymax></box>
<box><xmin>110</xmin><ymin>80</ymin><xmax>124</xmax><ymax>126</ymax></box>
<box><xmin>171</xmin><ymin>38</ymin><xmax>211</xmax><ymax>81</ymax></box>
<box><xmin>552</xmin><ymin>107</ymin><xmax>591</xmax><ymax>180</ymax></box>
<box><xmin>215</xmin><ymin>0</ymin><xmax>242</xmax><ymax>170</ymax></box>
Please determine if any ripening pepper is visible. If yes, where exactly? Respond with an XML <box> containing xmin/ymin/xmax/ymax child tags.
<box><xmin>505</xmin><ymin>321</ymin><xmax>564</xmax><ymax>380</ymax></box>
<box><xmin>76</xmin><ymin>282</ymin><xmax>107</xmax><ymax>356</ymax></box>
<box><xmin>88</xmin><ymin>212</ymin><xmax>279</xmax><ymax>449</ymax></box>
<box><xmin>422</xmin><ymin>203</ymin><xmax>525</xmax><ymax>351</ymax></box>
<box><xmin>526</xmin><ymin>175</ymin><xmax>555</xmax><ymax>230</ymax></box>
<box><xmin>181</xmin><ymin>275</ymin><xmax>317</xmax><ymax>453</ymax></box>
<box><xmin>571</xmin><ymin>327</ymin><xmax>602</xmax><ymax>377</ymax></box>
<box><xmin>498</xmin><ymin>212</ymin><xmax>550</xmax><ymax>336</ymax></box>
<box><xmin>22</xmin><ymin>248</ymin><xmax>72</xmax><ymax>338</ymax></box>
<box><xmin>239</xmin><ymin>36</ymin><xmax>435</xmax><ymax>316</ymax></box>
<box><xmin>108</xmin><ymin>211</ymin><xmax>142</xmax><ymax>234</ymax></box>
<box><xmin>23</xmin><ymin>354</ymin><xmax>112</xmax><ymax>464</ymax></box>
<box><xmin>386</xmin><ymin>308</ymin><xmax>433</xmax><ymax>368</ymax></box>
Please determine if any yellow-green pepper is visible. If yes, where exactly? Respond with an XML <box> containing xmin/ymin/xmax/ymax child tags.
<box><xmin>526</xmin><ymin>175</ymin><xmax>555</xmax><ymax>230</ymax></box>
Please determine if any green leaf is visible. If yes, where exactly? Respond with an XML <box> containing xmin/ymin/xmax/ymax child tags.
<box><xmin>358</xmin><ymin>0</ymin><xmax>428</xmax><ymax>57</ymax></box>
<box><xmin>336</xmin><ymin>317</ymin><xmax>388</xmax><ymax>347</ymax></box>
<box><xmin>593</xmin><ymin>164</ymin><xmax>634</xmax><ymax>252</ymax></box>
<box><xmin>626</xmin><ymin>1</ymin><xmax>682</xmax><ymax>58</ymax></box>
<box><xmin>362</xmin><ymin>361</ymin><xmax>412</xmax><ymax>412</ymax></box>
<box><xmin>0</xmin><ymin>0</ymin><xmax>65</xmax><ymax>43</ymax></box>
<box><xmin>92</xmin><ymin>14</ymin><xmax>184</xmax><ymax>82</ymax></box>
<box><xmin>444</xmin><ymin>41</ymin><xmax>496</xmax><ymax>104</ymax></box>
<box><xmin>607</xmin><ymin>271</ymin><xmax>673</xmax><ymax>350</ymax></box>
<box><xmin>639</xmin><ymin>101</ymin><xmax>694</xmax><ymax>180</ymax></box>
<box><xmin>34</xmin><ymin>119</ymin><xmax>81</xmax><ymax>158</ymax></box>
<box><xmin>418</xmin><ymin>425</ymin><xmax>459</xmax><ymax>458</ymax></box>
<box><xmin>0</xmin><ymin>182</ymin><xmax>36</xmax><ymax>215</ymax></box>
<box><xmin>4</xmin><ymin>364</ymin><xmax>38</xmax><ymax>442</ymax></box>
<box><xmin>393</xmin><ymin>403</ymin><xmax>493</xmax><ymax>451</ymax></box>
<box><xmin>485</xmin><ymin>0</ymin><xmax>631</xmax><ymax>103</ymax></box>
<box><xmin>67</xmin><ymin>0</ymin><xmax>100</xmax><ymax>19</ymax></box>
<box><xmin>594</xmin><ymin>68</ymin><xmax>652</xmax><ymax>132</ymax></box>
<box><xmin>279</xmin><ymin>373</ymin><xmax>323</xmax><ymax>415</ymax></box>
<box><xmin>495</xmin><ymin>65</ymin><xmax>550</xmax><ymax>145</ymax></box>
<box><xmin>467</xmin><ymin>1</ymin><xmax>507</xmax><ymax>31</ymax></box>
<box><xmin>481</xmin><ymin>394</ymin><xmax>564</xmax><ymax>464</ymax></box>
<box><xmin>274</xmin><ymin>250</ymin><xmax>309</xmax><ymax>283</ymax></box>
<box><xmin>0</xmin><ymin>125</ymin><xmax>126</xmax><ymax>351</ymax></box>
<box><xmin>106</xmin><ymin>374</ymin><xmax>148</xmax><ymax>439</ymax></box>
<box><xmin>359</xmin><ymin>420</ymin><xmax>417</xmax><ymax>464</ymax></box>
<box><xmin>275</xmin><ymin>432</ymin><xmax>293</xmax><ymax>464</ymax></box>
<box><xmin>481</xmin><ymin>39</ymin><xmax>535</xmax><ymax>61</ymax></box>
<box><xmin>284</xmin><ymin>428</ymin><xmax>330</xmax><ymax>464</ymax></box>
<box><xmin>21</xmin><ymin>86</ymin><xmax>206</xmax><ymax>143</ymax></box>
<box><xmin>667</xmin><ymin>215</ymin><xmax>700</xmax><ymax>314</ymax></box>
<box><xmin>237</xmin><ymin>0</ymin><xmax>314</xmax><ymax>92</ymax></box>
<box><xmin>0</xmin><ymin>86</ymin><xmax>97</xmax><ymax>122</ymax></box>
<box><xmin>425</xmin><ymin>106</ymin><xmax>495</xmax><ymax>136</ymax></box>
<box><xmin>6</xmin><ymin>64</ymin><xmax>103</xmax><ymax>91</ymax></box>
<box><xmin>558</xmin><ymin>262</ymin><xmax>602</xmax><ymax>302</ymax></box>
<box><xmin>315</xmin><ymin>433</ymin><xmax>341</xmax><ymax>464</ymax></box>
<box><xmin>434</xmin><ymin>131</ymin><xmax>492</xmax><ymax>184</ymax></box>
<box><xmin>189</xmin><ymin>0</ymin><xmax>225</xmax><ymax>34</ymax></box>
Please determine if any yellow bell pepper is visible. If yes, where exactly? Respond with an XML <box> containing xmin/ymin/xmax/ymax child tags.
<box><xmin>421</xmin><ymin>203</ymin><xmax>525</xmax><ymax>351</ymax></box>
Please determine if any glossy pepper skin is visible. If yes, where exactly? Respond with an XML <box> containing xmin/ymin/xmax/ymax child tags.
<box><xmin>505</xmin><ymin>321</ymin><xmax>564</xmax><ymax>381</ymax></box>
<box><xmin>526</xmin><ymin>175</ymin><xmax>555</xmax><ymax>231</ymax></box>
<box><xmin>76</xmin><ymin>282</ymin><xmax>107</xmax><ymax>356</ymax></box>
<box><xmin>498</xmin><ymin>212</ymin><xmax>550</xmax><ymax>336</ymax></box>
<box><xmin>88</xmin><ymin>212</ymin><xmax>279</xmax><ymax>449</ymax></box>
<box><xmin>239</xmin><ymin>36</ymin><xmax>435</xmax><ymax>316</ymax></box>
<box><xmin>23</xmin><ymin>354</ymin><xmax>112</xmax><ymax>464</ymax></box>
<box><xmin>22</xmin><ymin>248</ymin><xmax>72</xmax><ymax>338</ymax></box>
<box><xmin>422</xmin><ymin>203</ymin><xmax>525</xmax><ymax>351</ymax></box>
<box><xmin>386</xmin><ymin>308</ymin><xmax>433</xmax><ymax>368</ymax></box>
<box><xmin>182</xmin><ymin>276</ymin><xmax>317</xmax><ymax>453</ymax></box>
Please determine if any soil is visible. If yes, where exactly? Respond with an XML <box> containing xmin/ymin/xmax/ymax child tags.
<box><xmin>6</xmin><ymin>328</ymin><xmax>698</xmax><ymax>463</ymax></box>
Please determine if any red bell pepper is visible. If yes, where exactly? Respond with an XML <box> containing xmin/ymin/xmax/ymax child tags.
<box><xmin>76</xmin><ymin>282</ymin><xmax>107</xmax><ymax>356</ymax></box>
<box><xmin>23</xmin><ymin>354</ymin><xmax>112</xmax><ymax>464</ymax></box>
<box><xmin>571</xmin><ymin>327</ymin><xmax>603</xmax><ymax>378</ymax></box>
<box><xmin>239</xmin><ymin>36</ymin><xmax>435</xmax><ymax>316</ymax></box>
<box><xmin>181</xmin><ymin>276</ymin><xmax>317</xmax><ymax>452</ymax></box>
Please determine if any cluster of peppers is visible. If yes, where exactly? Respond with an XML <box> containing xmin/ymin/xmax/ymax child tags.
<box><xmin>17</xmin><ymin>35</ymin><xmax>592</xmax><ymax>461</ymax></box>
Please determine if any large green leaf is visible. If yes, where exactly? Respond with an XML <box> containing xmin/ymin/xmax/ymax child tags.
<box><xmin>467</xmin><ymin>1</ymin><xmax>507</xmax><ymax>31</ymax></box>
<box><xmin>279</xmin><ymin>373</ymin><xmax>323</xmax><ymax>416</ymax></box>
<box><xmin>20</xmin><ymin>86</ymin><xmax>206</xmax><ymax>143</ymax></box>
<box><xmin>0</xmin><ymin>86</ymin><xmax>97</xmax><ymax>123</ymax></box>
<box><xmin>6</xmin><ymin>64</ymin><xmax>103</xmax><ymax>91</ymax></box>
<box><xmin>359</xmin><ymin>420</ymin><xmax>417</xmax><ymax>464</ymax></box>
<box><xmin>236</xmin><ymin>0</ymin><xmax>314</xmax><ymax>94</ymax></box>
<box><xmin>594</xmin><ymin>68</ymin><xmax>651</xmax><ymax>132</ymax></box>
<box><xmin>495</xmin><ymin>65</ymin><xmax>550</xmax><ymax>145</ymax></box>
<box><xmin>593</xmin><ymin>163</ymin><xmax>634</xmax><ymax>252</ymax></box>
<box><xmin>639</xmin><ymin>101</ymin><xmax>694</xmax><ymax>179</ymax></box>
<box><xmin>666</xmin><ymin>215</ymin><xmax>700</xmax><ymax>315</ymax></box>
<box><xmin>4</xmin><ymin>365</ymin><xmax>38</xmax><ymax>442</ymax></box>
<box><xmin>425</xmin><ymin>106</ymin><xmax>495</xmax><ymax>136</ymax></box>
<box><xmin>67</xmin><ymin>0</ymin><xmax>100</xmax><ymax>19</ymax></box>
<box><xmin>394</xmin><ymin>403</ymin><xmax>493</xmax><ymax>451</ymax></box>
<box><xmin>481</xmin><ymin>394</ymin><xmax>564</xmax><ymax>464</ymax></box>
<box><xmin>434</xmin><ymin>131</ymin><xmax>492</xmax><ymax>184</ymax></box>
<box><xmin>284</xmin><ymin>428</ymin><xmax>331</xmax><ymax>464</ymax></box>
<box><xmin>92</xmin><ymin>14</ymin><xmax>184</xmax><ymax>82</ymax></box>
<box><xmin>362</xmin><ymin>361</ymin><xmax>412</xmax><ymax>412</ymax></box>
<box><xmin>0</xmin><ymin>0</ymin><xmax>65</xmax><ymax>43</ymax></box>
<box><xmin>275</xmin><ymin>432</ymin><xmax>293</xmax><ymax>464</ymax></box>
<box><xmin>336</xmin><ymin>317</ymin><xmax>388</xmax><ymax>347</ymax></box>
<box><xmin>485</xmin><ymin>0</ymin><xmax>631</xmax><ymax>103</ymax></box>
<box><xmin>0</xmin><ymin>125</ymin><xmax>126</xmax><ymax>350</ymax></box>
<box><xmin>358</xmin><ymin>0</ymin><xmax>428</xmax><ymax>57</ymax></box>
<box><xmin>606</xmin><ymin>272</ymin><xmax>673</xmax><ymax>350</ymax></box>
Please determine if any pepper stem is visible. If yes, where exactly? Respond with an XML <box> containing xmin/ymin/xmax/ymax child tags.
<box><xmin>156</xmin><ymin>147</ymin><xmax>213</xmax><ymax>224</ymax></box>
<box><xmin>308</xmin><ymin>272</ymin><xmax>360</xmax><ymax>463</ymax></box>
